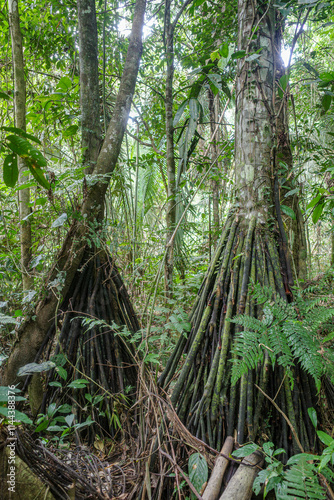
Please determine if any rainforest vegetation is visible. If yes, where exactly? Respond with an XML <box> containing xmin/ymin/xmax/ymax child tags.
<box><xmin>1</xmin><ymin>0</ymin><xmax>334</xmax><ymax>498</ymax></box>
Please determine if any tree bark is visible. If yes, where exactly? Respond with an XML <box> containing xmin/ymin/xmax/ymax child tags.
<box><xmin>8</xmin><ymin>0</ymin><xmax>33</xmax><ymax>292</ymax></box>
<box><xmin>273</xmin><ymin>14</ymin><xmax>307</xmax><ymax>280</ymax></box>
<box><xmin>164</xmin><ymin>0</ymin><xmax>176</xmax><ymax>298</ymax></box>
<box><xmin>77</xmin><ymin>0</ymin><xmax>102</xmax><ymax>174</ymax></box>
<box><xmin>234</xmin><ymin>0</ymin><xmax>274</xmax><ymax>213</ymax></box>
<box><xmin>1</xmin><ymin>0</ymin><xmax>146</xmax><ymax>386</ymax></box>
<box><xmin>208</xmin><ymin>88</ymin><xmax>220</xmax><ymax>247</ymax></box>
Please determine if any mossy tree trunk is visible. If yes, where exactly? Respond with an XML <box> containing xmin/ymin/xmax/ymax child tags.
<box><xmin>208</xmin><ymin>88</ymin><xmax>221</xmax><ymax>247</ymax></box>
<box><xmin>77</xmin><ymin>0</ymin><xmax>102</xmax><ymax>175</ymax></box>
<box><xmin>160</xmin><ymin>0</ymin><xmax>329</xmax><ymax>456</ymax></box>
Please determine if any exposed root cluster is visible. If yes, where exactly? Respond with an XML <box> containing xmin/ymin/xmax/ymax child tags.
<box><xmin>159</xmin><ymin>211</ymin><xmax>333</xmax><ymax>456</ymax></box>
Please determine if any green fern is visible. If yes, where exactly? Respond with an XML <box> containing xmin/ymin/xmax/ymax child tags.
<box><xmin>231</xmin><ymin>283</ymin><xmax>334</xmax><ymax>388</ymax></box>
<box><xmin>277</xmin><ymin>457</ymin><xmax>326</xmax><ymax>499</ymax></box>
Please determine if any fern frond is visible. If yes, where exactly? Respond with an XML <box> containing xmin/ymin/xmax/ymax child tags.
<box><xmin>277</xmin><ymin>458</ymin><xmax>326</xmax><ymax>499</ymax></box>
<box><xmin>284</xmin><ymin>320</ymin><xmax>323</xmax><ymax>388</ymax></box>
<box><xmin>231</xmin><ymin>329</ymin><xmax>264</xmax><ymax>384</ymax></box>
<box><xmin>266</xmin><ymin>324</ymin><xmax>294</xmax><ymax>369</ymax></box>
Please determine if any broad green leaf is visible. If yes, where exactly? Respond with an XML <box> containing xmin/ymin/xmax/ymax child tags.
<box><xmin>280</xmin><ymin>205</ymin><xmax>296</xmax><ymax>220</ymax></box>
<box><xmin>56</xmin><ymin>76</ymin><xmax>72</xmax><ymax>91</ymax></box>
<box><xmin>218</xmin><ymin>57</ymin><xmax>229</xmax><ymax>70</ymax></box>
<box><xmin>63</xmin><ymin>125</ymin><xmax>78</xmax><ymax>138</ymax></box>
<box><xmin>3</xmin><ymin>154</ymin><xmax>18</xmax><ymax>188</ymax></box>
<box><xmin>47</xmin><ymin>425</ymin><xmax>64</xmax><ymax>432</ymax></box>
<box><xmin>0</xmin><ymin>406</ymin><xmax>32</xmax><ymax>424</ymax></box>
<box><xmin>17</xmin><ymin>361</ymin><xmax>56</xmax><ymax>377</ymax></box>
<box><xmin>34</xmin><ymin>420</ymin><xmax>49</xmax><ymax>432</ymax></box>
<box><xmin>317</xmin><ymin>431</ymin><xmax>333</xmax><ymax>447</ymax></box>
<box><xmin>303</xmin><ymin>62</ymin><xmax>319</xmax><ymax>77</ymax></box>
<box><xmin>319</xmin><ymin>454</ymin><xmax>331</xmax><ymax>470</ymax></box>
<box><xmin>144</xmin><ymin>353</ymin><xmax>160</xmax><ymax>364</ymax></box>
<box><xmin>321</xmin><ymin>94</ymin><xmax>332</xmax><ymax>113</ymax></box>
<box><xmin>278</xmin><ymin>74</ymin><xmax>289</xmax><ymax>98</ymax></box>
<box><xmin>307</xmin><ymin>407</ymin><xmax>317</xmax><ymax>429</ymax></box>
<box><xmin>287</xmin><ymin>453</ymin><xmax>320</xmax><ymax>465</ymax></box>
<box><xmin>232</xmin><ymin>443</ymin><xmax>259</xmax><ymax>457</ymax></box>
<box><xmin>51</xmin><ymin>213</ymin><xmax>67</xmax><ymax>228</ymax></box>
<box><xmin>68</xmin><ymin>379</ymin><xmax>89</xmax><ymax>389</ymax></box>
<box><xmin>56</xmin><ymin>366</ymin><xmax>68</xmax><ymax>380</ymax></box>
<box><xmin>189</xmin><ymin>98</ymin><xmax>199</xmax><ymax>121</ymax></box>
<box><xmin>312</xmin><ymin>203</ymin><xmax>324</xmax><ymax>224</ymax></box>
<box><xmin>173</xmin><ymin>99</ymin><xmax>188</xmax><ymax>127</ymax></box>
<box><xmin>307</xmin><ymin>194</ymin><xmax>322</xmax><ymax>210</ymax></box>
<box><xmin>231</xmin><ymin>50</ymin><xmax>246</xmax><ymax>60</ymax></box>
<box><xmin>27</xmin><ymin>163</ymin><xmax>50</xmax><ymax>190</ymax></box>
<box><xmin>47</xmin><ymin>403</ymin><xmax>57</xmax><ymax>417</ymax></box>
<box><xmin>6</xmin><ymin>135</ymin><xmax>46</xmax><ymax>167</ymax></box>
<box><xmin>273</xmin><ymin>448</ymin><xmax>286</xmax><ymax>456</ymax></box>
<box><xmin>57</xmin><ymin>404</ymin><xmax>72</xmax><ymax>413</ymax></box>
<box><xmin>263</xmin><ymin>441</ymin><xmax>274</xmax><ymax>456</ymax></box>
<box><xmin>65</xmin><ymin>414</ymin><xmax>75</xmax><ymax>427</ymax></box>
<box><xmin>1</xmin><ymin>127</ymin><xmax>41</xmax><ymax>144</ymax></box>
<box><xmin>319</xmin><ymin>71</ymin><xmax>334</xmax><ymax>83</ymax></box>
<box><xmin>188</xmin><ymin>453</ymin><xmax>208</xmax><ymax>499</ymax></box>
<box><xmin>207</xmin><ymin>73</ymin><xmax>222</xmax><ymax>91</ymax></box>
<box><xmin>0</xmin><ymin>92</ymin><xmax>10</xmax><ymax>100</ymax></box>
<box><xmin>284</xmin><ymin>188</ymin><xmax>299</xmax><ymax>198</ymax></box>
<box><xmin>49</xmin><ymin>381</ymin><xmax>62</xmax><ymax>388</ymax></box>
<box><xmin>220</xmin><ymin>42</ymin><xmax>229</xmax><ymax>58</ymax></box>
<box><xmin>210</xmin><ymin>51</ymin><xmax>220</xmax><ymax>62</ymax></box>
<box><xmin>6</xmin><ymin>135</ymin><xmax>50</xmax><ymax>189</ymax></box>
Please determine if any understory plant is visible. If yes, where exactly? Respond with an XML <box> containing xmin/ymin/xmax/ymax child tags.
<box><xmin>233</xmin><ymin>410</ymin><xmax>334</xmax><ymax>500</ymax></box>
<box><xmin>231</xmin><ymin>282</ymin><xmax>334</xmax><ymax>390</ymax></box>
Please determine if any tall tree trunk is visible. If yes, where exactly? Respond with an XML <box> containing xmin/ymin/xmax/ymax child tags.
<box><xmin>77</xmin><ymin>0</ymin><xmax>102</xmax><ymax>174</ymax></box>
<box><xmin>208</xmin><ymin>88</ymin><xmax>220</xmax><ymax>247</ymax></box>
<box><xmin>164</xmin><ymin>0</ymin><xmax>176</xmax><ymax>299</ymax></box>
<box><xmin>159</xmin><ymin>0</ymin><xmax>331</xmax><ymax>457</ymax></box>
<box><xmin>273</xmin><ymin>15</ymin><xmax>307</xmax><ymax>280</ymax></box>
<box><xmin>163</xmin><ymin>0</ymin><xmax>193</xmax><ymax>298</ymax></box>
<box><xmin>1</xmin><ymin>0</ymin><xmax>146</xmax><ymax>386</ymax></box>
<box><xmin>8</xmin><ymin>0</ymin><xmax>33</xmax><ymax>292</ymax></box>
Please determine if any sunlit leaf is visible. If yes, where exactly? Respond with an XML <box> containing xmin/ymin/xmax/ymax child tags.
<box><xmin>280</xmin><ymin>205</ymin><xmax>296</xmax><ymax>220</ymax></box>
<box><xmin>3</xmin><ymin>154</ymin><xmax>18</xmax><ymax>188</ymax></box>
<box><xmin>312</xmin><ymin>203</ymin><xmax>324</xmax><ymax>224</ymax></box>
<box><xmin>307</xmin><ymin>407</ymin><xmax>317</xmax><ymax>429</ymax></box>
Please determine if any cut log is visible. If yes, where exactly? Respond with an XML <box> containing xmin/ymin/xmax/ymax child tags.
<box><xmin>202</xmin><ymin>436</ymin><xmax>234</xmax><ymax>500</ymax></box>
<box><xmin>219</xmin><ymin>450</ymin><xmax>264</xmax><ymax>500</ymax></box>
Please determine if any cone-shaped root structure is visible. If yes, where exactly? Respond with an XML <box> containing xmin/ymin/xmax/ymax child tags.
<box><xmin>159</xmin><ymin>211</ymin><xmax>331</xmax><ymax>456</ymax></box>
<box><xmin>27</xmin><ymin>249</ymin><xmax>140</xmax><ymax>438</ymax></box>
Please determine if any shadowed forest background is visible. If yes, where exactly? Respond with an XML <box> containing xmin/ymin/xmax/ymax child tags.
<box><xmin>1</xmin><ymin>0</ymin><xmax>334</xmax><ymax>499</ymax></box>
